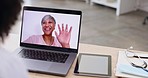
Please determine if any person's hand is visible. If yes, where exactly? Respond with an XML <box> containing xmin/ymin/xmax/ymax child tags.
<box><xmin>55</xmin><ymin>24</ymin><xmax>72</xmax><ymax>48</ymax></box>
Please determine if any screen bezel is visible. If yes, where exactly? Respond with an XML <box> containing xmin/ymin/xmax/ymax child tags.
<box><xmin>20</xmin><ymin>6</ymin><xmax>82</xmax><ymax>53</ymax></box>
<box><xmin>74</xmin><ymin>53</ymin><xmax>112</xmax><ymax>77</ymax></box>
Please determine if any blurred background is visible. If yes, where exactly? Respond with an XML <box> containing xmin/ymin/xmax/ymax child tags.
<box><xmin>11</xmin><ymin>0</ymin><xmax>148</xmax><ymax>52</ymax></box>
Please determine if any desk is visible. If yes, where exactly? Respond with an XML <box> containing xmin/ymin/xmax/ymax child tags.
<box><xmin>1</xmin><ymin>34</ymin><xmax>147</xmax><ymax>78</ymax></box>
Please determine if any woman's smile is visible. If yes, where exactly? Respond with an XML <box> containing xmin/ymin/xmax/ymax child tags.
<box><xmin>44</xmin><ymin>26</ymin><xmax>51</xmax><ymax>31</ymax></box>
<box><xmin>44</xmin><ymin>27</ymin><xmax>51</xmax><ymax>32</ymax></box>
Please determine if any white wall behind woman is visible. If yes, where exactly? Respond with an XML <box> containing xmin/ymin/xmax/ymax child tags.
<box><xmin>139</xmin><ymin>0</ymin><xmax>148</xmax><ymax>12</ymax></box>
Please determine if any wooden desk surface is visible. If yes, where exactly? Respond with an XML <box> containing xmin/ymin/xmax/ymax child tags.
<box><xmin>1</xmin><ymin>34</ymin><xmax>147</xmax><ymax>78</ymax></box>
<box><xmin>28</xmin><ymin>43</ymin><xmax>121</xmax><ymax>78</ymax></box>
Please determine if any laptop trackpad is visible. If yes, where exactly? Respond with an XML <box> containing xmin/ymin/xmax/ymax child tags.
<box><xmin>24</xmin><ymin>59</ymin><xmax>52</xmax><ymax>71</ymax></box>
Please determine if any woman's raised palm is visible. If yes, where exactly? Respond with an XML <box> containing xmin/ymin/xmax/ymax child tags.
<box><xmin>55</xmin><ymin>24</ymin><xmax>72</xmax><ymax>48</ymax></box>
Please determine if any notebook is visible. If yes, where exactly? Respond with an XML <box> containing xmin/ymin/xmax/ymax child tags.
<box><xmin>14</xmin><ymin>6</ymin><xmax>82</xmax><ymax>76</ymax></box>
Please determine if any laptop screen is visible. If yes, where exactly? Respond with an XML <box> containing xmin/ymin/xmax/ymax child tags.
<box><xmin>20</xmin><ymin>6</ymin><xmax>82</xmax><ymax>51</ymax></box>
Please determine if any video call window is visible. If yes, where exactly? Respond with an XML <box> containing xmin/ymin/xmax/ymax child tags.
<box><xmin>21</xmin><ymin>10</ymin><xmax>81</xmax><ymax>49</ymax></box>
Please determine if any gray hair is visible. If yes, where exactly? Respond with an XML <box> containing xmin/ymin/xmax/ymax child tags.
<box><xmin>41</xmin><ymin>15</ymin><xmax>56</xmax><ymax>25</ymax></box>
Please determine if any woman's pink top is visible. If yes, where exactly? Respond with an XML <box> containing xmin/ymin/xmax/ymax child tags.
<box><xmin>24</xmin><ymin>35</ymin><xmax>61</xmax><ymax>47</ymax></box>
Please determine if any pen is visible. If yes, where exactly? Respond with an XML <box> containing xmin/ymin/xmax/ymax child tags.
<box><xmin>133</xmin><ymin>56</ymin><xmax>148</xmax><ymax>59</ymax></box>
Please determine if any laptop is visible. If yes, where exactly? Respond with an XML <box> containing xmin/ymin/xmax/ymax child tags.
<box><xmin>14</xmin><ymin>6</ymin><xmax>82</xmax><ymax>76</ymax></box>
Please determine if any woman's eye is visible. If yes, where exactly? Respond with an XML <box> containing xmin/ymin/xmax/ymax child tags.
<box><xmin>48</xmin><ymin>22</ymin><xmax>52</xmax><ymax>23</ymax></box>
<box><xmin>43</xmin><ymin>22</ymin><xmax>45</xmax><ymax>24</ymax></box>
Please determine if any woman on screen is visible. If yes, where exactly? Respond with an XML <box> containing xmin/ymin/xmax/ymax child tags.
<box><xmin>24</xmin><ymin>15</ymin><xmax>72</xmax><ymax>48</ymax></box>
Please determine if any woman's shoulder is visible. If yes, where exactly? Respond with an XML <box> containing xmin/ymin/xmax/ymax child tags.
<box><xmin>0</xmin><ymin>47</ymin><xmax>13</xmax><ymax>60</ymax></box>
<box><xmin>0</xmin><ymin>47</ymin><xmax>29</xmax><ymax>78</ymax></box>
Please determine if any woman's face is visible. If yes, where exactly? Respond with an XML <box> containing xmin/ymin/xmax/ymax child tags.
<box><xmin>42</xmin><ymin>19</ymin><xmax>55</xmax><ymax>35</ymax></box>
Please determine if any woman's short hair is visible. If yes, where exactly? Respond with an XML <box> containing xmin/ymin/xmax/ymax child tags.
<box><xmin>0</xmin><ymin>0</ymin><xmax>23</xmax><ymax>42</ymax></box>
<box><xmin>41</xmin><ymin>15</ymin><xmax>56</xmax><ymax>25</ymax></box>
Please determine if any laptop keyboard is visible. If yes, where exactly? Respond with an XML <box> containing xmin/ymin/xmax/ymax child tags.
<box><xmin>20</xmin><ymin>49</ymin><xmax>69</xmax><ymax>63</ymax></box>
